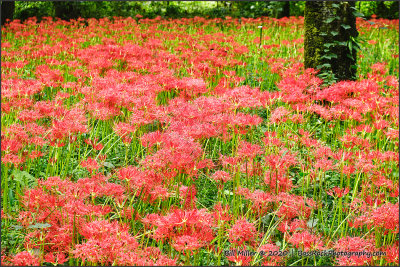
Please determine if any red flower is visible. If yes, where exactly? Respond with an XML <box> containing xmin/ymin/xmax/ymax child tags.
<box><xmin>84</xmin><ymin>138</ymin><xmax>104</xmax><ymax>151</ymax></box>
<box><xmin>173</xmin><ymin>235</ymin><xmax>203</xmax><ymax>252</ymax></box>
<box><xmin>80</xmin><ymin>157</ymin><xmax>100</xmax><ymax>173</ymax></box>
<box><xmin>211</xmin><ymin>170</ymin><xmax>232</xmax><ymax>183</ymax></box>
<box><xmin>270</xmin><ymin>106</ymin><xmax>290</xmax><ymax>124</ymax></box>
<box><xmin>370</xmin><ymin>203</ymin><xmax>399</xmax><ymax>233</ymax></box>
<box><xmin>288</xmin><ymin>230</ymin><xmax>324</xmax><ymax>252</ymax></box>
<box><xmin>227</xmin><ymin>252</ymin><xmax>252</xmax><ymax>266</ymax></box>
<box><xmin>259</xmin><ymin>242</ymin><xmax>285</xmax><ymax>265</ymax></box>
<box><xmin>228</xmin><ymin>219</ymin><xmax>257</xmax><ymax>246</ymax></box>
<box><xmin>334</xmin><ymin>236</ymin><xmax>374</xmax><ymax>266</ymax></box>
<box><xmin>237</xmin><ymin>140</ymin><xmax>264</xmax><ymax>160</ymax></box>
<box><xmin>327</xmin><ymin>187</ymin><xmax>350</xmax><ymax>198</ymax></box>
<box><xmin>11</xmin><ymin>251</ymin><xmax>39</xmax><ymax>266</ymax></box>
<box><xmin>385</xmin><ymin>245</ymin><xmax>399</xmax><ymax>265</ymax></box>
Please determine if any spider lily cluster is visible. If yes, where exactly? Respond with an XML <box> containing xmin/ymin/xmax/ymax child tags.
<box><xmin>1</xmin><ymin>15</ymin><xmax>399</xmax><ymax>266</ymax></box>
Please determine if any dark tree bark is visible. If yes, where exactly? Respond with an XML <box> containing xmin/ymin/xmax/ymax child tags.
<box><xmin>388</xmin><ymin>1</ymin><xmax>399</xmax><ymax>19</ymax></box>
<box><xmin>1</xmin><ymin>1</ymin><xmax>15</xmax><ymax>26</ymax></box>
<box><xmin>376</xmin><ymin>1</ymin><xmax>388</xmax><ymax>19</ymax></box>
<box><xmin>304</xmin><ymin>1</ymin><xmax>358</xmax><ymax>81</ymax></box>
<box><xmin>53</xmin><ymin>1</ymin><xmax>82</xmax><ymax>21</ymax></box>
<box><xmin>279</xmin><ymin>1</ymin><xmax>290</xmax><ymax>18</ymax></box>
<box><xmin>388</xmin><ymin>1</ymin><xmax>400</xmax><ymax>19</ymax></box>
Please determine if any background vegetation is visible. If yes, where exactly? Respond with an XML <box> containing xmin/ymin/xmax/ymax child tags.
<box><xmin>10</xmin><ymin>1</ymin><xmax>400</xmax><ymax>22</ymax></box>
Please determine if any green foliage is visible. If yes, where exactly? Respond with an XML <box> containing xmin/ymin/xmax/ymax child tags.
<box><xmin>11</xmin><ymin>1</ymin><xmax>399</xmax><ymax>22</ymax></box>
<box><xmin>165</xmin><ymin>3</ymin><xmax>183</xmax><ymax>19</ymax></box>
<box><xmin>11</xmin><ymin>169</ymin><xmax>37</xmax><ymax>189</ymax></box>
<box><xmin>266</xmin><ymin>1</ymin><xmax>287</xmax><ymax>18</ymax></box>
<box><xmin>13</xmin><ymin>1</ymin><xmax>307</xmax><ymax>21</ymax></box>
<box><xmin>1</xmin><ymin>220</ymin><xmax>25</xmax><ymax>256</ymax></box>
<box><xmin>229</xmin><ymin>1</ymin><xmax>269</xmax><ymax>18</ymax></box>
<box><xmin>14</xmin><ymin>1</ymin><xmax>54</xmax><ymax>22</ymax></box>
<box><xmin>358</xmin><ymin>1</ymin><xmax>399</xmax><ymax>19</ymax></box>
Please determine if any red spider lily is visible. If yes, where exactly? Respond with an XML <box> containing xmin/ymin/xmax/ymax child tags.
<box><xmin>220</xmin><ymin>154</ymin><xmax>242</xmax><ymax>170</ymax></box>
<box><xmin>227</xmin><ymin>253</ymin><xmax>252</xmax><ymax>266</ymax></box>
<box><xmin>117</xmin><ymin>166</ymin><xmax>163</xmax><ymax>197</ymax></box>
<box><xmin>236</xmin><ymin>187</ymin><xmax>273</xmax><ymax>215</ymax></box>
<box><xmin>333</xmin><ymin>236</ymin><xmax>375</xmax><ymax>266</ymax></box>
<box><xmin>179</xmin><ymin>185</ymin><xmax>197</xmax><ymax>210</ymax></box>
<box><xmin>113</xmin><ymin>122</ymin><xmax>137</xmax><ymax>144</ymax></box>
<box><xmin>237</xmin><ymin>140</ymin><xmax>264</xmax><ymax>160</ymax></box>
<box><xmin>80</xmin><ymin>157</ymin><xmax>100</xmax><ymax>174</ymax></box>
<box><xmin>44</xmin><ymin>252</ymin><xmax>67</xmax><ymax>265</ymax></box>
<box><xmin>259</xmin><ymin>242</ymin><xmax>285</xmax><ymax>264</ymax></box>
<box><xmin>173</xmin><ymin>235</ymin><xmax>203</xmax><ymax>252</ymax></box>
<box><xmin>73</xmin><ymin>220</ymin><xmax>146</xmax><ymax>265</ymax></box>
<box><xmin>384</xmin><ymin>245</ymin><xmax>399</xmax><ymax>265</ymax></box>
<box><xmin>288</xmin><ymin>230</ymin><xmax>325</xmax><ymax>252</ymax></box>
<box><xmin>35</xmin><ymin>65</ymin><xmax>64</xmax><ymax>87</ymax></box>
<box><xmin>287</xmin><ymin>219</ymin><xmax>308</xmax><ymax>233</ymax></box>
<box><xmin>1</xmin><ymin>138</ymin><xmax>23</xmax><ymax>154</ymax></box>
<box><xmin>289</xmin><ymin>113</ymin><xmax>305</xmax><ymax>123</ymax></box>
<box><xmin>270</xmin><ymin>106</ymin><xmax>291</xmax><ymax>124</ymax></box>
<box><xmin>1</xmin><ymin>78</ymin><xmax>43</xmax><ymax>99</ymax></box>
<box><xmin>84</xmin><ymin>138</ymin><xmax>104</xmax><ymax>151</ymax></box>
<box><xmin>386</xmin><ymin>128</ymin><xmax>399</xmax><ymax>139</ymax></box>
<box><xmin>1</xmin><ymin>154</ymin><xmax>25</xmax><ymax>167</ymax></box>
<box><xmin>149</xmin><ymin>185</ymin><xmax>170</xmax><ymax>202</ymax></box>
<box><xmin>240</xmin><ymin>160</ymin><xmax>263</xmax><ymax>177</ymax></box>
<box><xmin>307</xmin><ymin>104</ymin><xmax>333</xmax><ymax>121</ymax></box>
<box><xmin>87</xmin><ymin>102</ymin><xmax>121</xmax><ymax>121</ymax></box>
<box><xmin>142</xmin><ymin>208</ymin><xmax>215</xmax><ymax>246</ymax></box>
<box><xmin>264</xmin><ymin>149</ymin><xmax>298</xmax><ymax>171</ymax></box>
<box><xmin>10</xmin><ymin>251</ymin><xmax>39</xmax><ymax>266</ymax></box>
<box><xmin>212</xmin><ymin>202</ymin><xmax>232</xmax><ymax>224</ymax></box>
<box><xmin>327</xmin><ymin>187</ymin><xmax>350</xmax><ymax>198</ymax></box>
<box><xmin>370</xmin><ymin>203</ymin><xmax>399</xmax><ymax>233</ymax></box>
<box><xmin>373</xmin><ymin>119</ymin><xmax>390</xmax><ymax>130</ymax></box>
<box><xmin>140</xmin><ymin>130</ymin><xmax>163</xmax><ymax>148</ymax></box>
<box><xmin>275</xmin><ymin>193</ymin><xmax>315</xmax><ymax>220</ymax></box>
<box><xmin>211</xmin><ymin>170</ymin><xmax>232</xmax><ymax>183</ymax></box>
<box><xmin>228</xmin><ymin>219</ymin><xmax>258</xmax><ymax>247</ymax></box>
<box><xmin>264</xmin><ymin>170</ymin><xmax>294</xmax><ymax>193</ymax></box>
<box><xmin>141</xmin><ymin>132</ymin><xmax>204</xmax><ymax>175</ymax></box>
<box><xmin>262</xmin><ymin>131</ymin><xmax>283</xmax><ymax>147</ymax></box>
<box><xmin>222</xmin><ymin>85</ymin><xmax>263</xmax><ymax>109</ymax></box>
<box><xmin>371</xmin><ymin>62</ymin><xmax>388</xmax><ymax>76</ymax></box>
<box><xmin>17</xmin><ymin>109</ymin><xmax>43</xmax><ymax>122</ymax></box>
<box><xmin>49</xmin><ymin>108</ymin><xmax>88</xmax><ymax>142</ymax></box>
<box><xmin>28</xmin><ymin>150</ymin><xmax>44</xmax><ymax>160</ymax></box>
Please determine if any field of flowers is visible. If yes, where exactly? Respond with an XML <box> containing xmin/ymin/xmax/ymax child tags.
<box><xmin>1</xmin><ymin>15</ymin><xmax>399</xmax><ymax>266</ymax></box>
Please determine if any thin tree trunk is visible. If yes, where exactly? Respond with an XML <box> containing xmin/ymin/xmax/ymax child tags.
<box><xmin>53</xmin><ymin>2</ymin><xmax>82</xmax><ymax>21</ymax></box>
<box><xmin>280</xmin><ymin>1</ymin><xmax>290</xmax><ymax>18</ymax></box>
<box><xmin>376</xmin><ymin>1</ymin><xmax>388</xmax><ymax>19</ymax></box>
<box><xmin>1</xmin><ymin>1</ymin><xmax>15</xmax><ymax>26</ymax></box>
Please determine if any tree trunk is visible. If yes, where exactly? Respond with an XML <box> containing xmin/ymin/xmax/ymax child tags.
<box><xmin>280</xmin><ymin>1</ymin><xmax>290</xmax><ymax>18</ymax></box>
<box><xmin>1</xmin><ymin>1</ymin><xmax>15</xmax><ymax>26</ymax></box>
<box><xmin>376</xmin><ymin>1</ymin><xmax>388</xmax><ymax>19</ymax></box>
<box><xmin>388</xmin><ymin>1</ymin><xmax>399</xmax><ymax>19</ymax></box>
<box><xmin>304</xmin><ymin>1</ymin><xmax>358</xmax><ymax>81</ymax></box>
<box><xmin>53</xmin><ymin>2</ymin><xmax>82</xmax><ymax>21</ymax></box>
